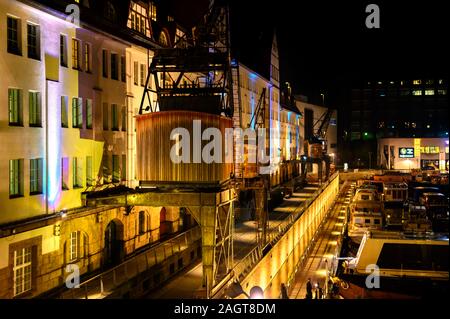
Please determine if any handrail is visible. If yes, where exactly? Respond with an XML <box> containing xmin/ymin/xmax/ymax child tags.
<box><xmin>61</xmin><ymin>226</ymin><xmax>202</xmax><ymax>299</ymax></box>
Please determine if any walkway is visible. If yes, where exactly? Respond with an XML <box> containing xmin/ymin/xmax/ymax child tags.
<box><xmin>288</xmin><ymin>182</ymin><xmax>354</xmax><ymax>299</ymax></box>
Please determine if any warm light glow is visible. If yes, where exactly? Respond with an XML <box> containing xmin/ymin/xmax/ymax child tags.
<box><xmin>315</xmin><ymin>269</ymin><xmax>327</xmax><ymax>277</ymax></box>
<box><xmin>331</xmin><ymin>231</ymin><xmax>341</xmax><ymax>236</ymax></box>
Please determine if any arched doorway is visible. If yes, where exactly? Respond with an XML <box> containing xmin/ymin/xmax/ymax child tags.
<box><xmin>104</xmin><ymin>219</ymin><xmax>124</xmax><ymax>267</ymax></box>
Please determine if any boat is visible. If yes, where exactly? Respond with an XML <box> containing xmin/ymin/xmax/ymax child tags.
<box><xmin>338</xmin><ymin>231</ymin><xmax>449</xmax><ymax>299</ymax></box>
<box><xmin>348</xmin><ymin>188</ymin><xmax>384</xmax><ymax>244</ymax></box>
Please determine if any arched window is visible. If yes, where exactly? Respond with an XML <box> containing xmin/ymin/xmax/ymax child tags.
<box><xmin>159</xmin><ymin>31</ymin><xmax>169</xmax><ymax>47</ymax></box>
<box><xmin>138</xmin><ymin>211</ymin><xmax>146</xmax><ymax>234</ymax></box>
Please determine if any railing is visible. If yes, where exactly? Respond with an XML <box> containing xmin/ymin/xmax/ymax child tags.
<box><xmin>226</xmin><ymin>172</ymin><xmax>340</xmax><ymax>287</ymax></box>
<box><xmin>60</xmin><ymin>226</ymin><xmax>202</xmax><ymax>299</ymax></box>
<box><xmin>266</xmin><ymin>172</ymin><xmax>339</xmax><ymax>246</ymax></box>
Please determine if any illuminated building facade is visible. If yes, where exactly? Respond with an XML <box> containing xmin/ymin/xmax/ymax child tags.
<box><xmin>378</xmin><ymin>137</ymin><xmax>449</xmax><ymax>172</ymax></box>
<box><xmin>343</xmin><ymin>78</ymin><xmax>448</xmax><ymax>167</ymax></box>
<box><xmin>0</xmin><ymin>0</ymin><xmax>188</xmax><ymax>298</ymax></box>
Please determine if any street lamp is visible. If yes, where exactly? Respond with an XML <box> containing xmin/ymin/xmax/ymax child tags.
<box><xmin>225</xmin><ymin>281</ymin><xmax>265</xmax><ymax>299</ymax></box>
<box><xmin>320</xmin><ymin>93</ymin><xmax>325</xmax><ymax>106</ymax></box>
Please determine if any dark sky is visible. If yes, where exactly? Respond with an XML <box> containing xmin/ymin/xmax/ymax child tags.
<box><xmin>172</xmin><ymin>0</ymin><xmax>449</xmax><ymax>107</ymax></box>
<box><xmin>228</xmin><ymin>0</ymin><xmax>449</xmax><ymax>106</ymax></box>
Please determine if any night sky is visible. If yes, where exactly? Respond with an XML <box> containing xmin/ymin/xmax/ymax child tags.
<box><xmin>231</xmin><ymin>0</ymin><xmax>449</xmax><ymax>106</ymax></box>
<box><xmin>172</xmin><ymin>0</ymin><xmax>449</xmax><ymax>107</ymax></box>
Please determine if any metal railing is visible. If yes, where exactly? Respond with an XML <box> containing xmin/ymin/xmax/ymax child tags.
<box><xmin>60</xmin><ymin>226</ymin><xmax>202</xmax><ymax>299</ymax></box>
<box><xmin>228</xmin><ymin>173</ymin><xmax>340</xmax><ymax>285</ymax></box>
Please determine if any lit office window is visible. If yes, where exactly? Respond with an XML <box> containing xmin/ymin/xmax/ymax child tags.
<box><xmin>412</xmin><ymin>90</ymin><xmax>422</xmax><ymax>96</ymax></box>
<box><xmin>72</xmin><ymin>39</ymin><xmax>81</xmax><ymax>70</ymax></box>
<box><xmin>72</xmin><ymin>97</ymin><xmax>83</xmax><ymax>128</ymax></box>
<box><xmin>424</xmin><ymin>90</ymin><xmax>435</xmax><ymax>96</ymax></box>
<box><xmin>437</xmin><ymin>89</ymin><xmax>447</xmax><ymax>95</ymax></box>
<box><xmin>111</xmin><ymin>104</ymin><xmax>119</xmax><ymax>130</ymax></box>
<box><xmin>412</xmin><ymin>80</ymin><xmax>421</xmax><ymax>85</ymax></box>
<box><xmin>86</xmin><ymin>99</ymin><xmax>93</xmax><ymax>129</ymax></box>
<box><xmin>29</xmin><ymin>91</ymin><xmax>42</xmax><ymax>127</ymax></box>
<box><xmin>84</xmin><ymin>43</ymin><xmax>91</xmax><ymax>72</ymax></box>
<box><xmin>30</xmin><ymin>158</ymin><xmax>43</xmax><ymax>195</ymax></box>
<box><xmin>140</xmin><ymin>64</ymin><xmax>145</xmax><ymax>86</ymax></box>
<box><xmin>8</xmin><ymin>88</ymin><xmax>22</xmax><ymax>126</ymax></box>
<box><xmin>73</xmin><ymin>157</ymin><xmax>83</xmax><ymax>188</ymax></box>
<box><xmin>86</xmin><ymin>156</ymin><xmax>93</xmax><ymax>186</ymax></box>
<box><xmin>149</xmin><ymin>2</ymin><xmax>157</xmax><ymax>21</ymax></box>
<box><xmin>9</xmin><ymin>159</ymin><xmax>23</xmax><ymax>198</ymax></box>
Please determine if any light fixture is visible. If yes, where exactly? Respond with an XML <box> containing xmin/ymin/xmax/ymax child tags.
<box><xmin>60</xmin><ymin>210</ymin><xmax>67</xmax><ymax>218</ymax></box>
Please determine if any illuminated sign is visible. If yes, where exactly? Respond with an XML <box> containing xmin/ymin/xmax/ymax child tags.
<box><xmin>420</xmin><ymin>146</ymin><xmax>440</xmax><ymax>154</ymax></box>
<box><xmin>399</xmin><ymin>147</ymin><xmax>414</xmax><ymax>158</ymax></box>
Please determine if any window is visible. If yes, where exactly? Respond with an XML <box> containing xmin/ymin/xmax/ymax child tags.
<box><xmin>134</xmin><ymin>61</ymin><xmax>139</xmax><ymax>85</ymax></box>
<box><xmin>86</xmin><ymin>99</ymin><xmax>92</xmax><ymax>129</ymax></box>
<box><xmin>128</xmin><ymin>2</ymin><xmax>150</xmax><ymax>36</ymax></box>
<box><xmin>140</xmin><ymin>64</ymin><xmax>145</xmax><ymax>86</ymax></box>
<box><xmin>413</xmin><ymin>80</ymin><xmax>421</xmax><ymax>85</ymax></box>
<box><xmin>102</xmin><ymin>154</ymin><xmax>111</xmax><ymax>183</ymax></box>
<box><xmin>103</xmin><ymin>103</ymin><xmax>109</xmax><ymax>130</ymax></box>
<box><xmin>72</xmin><ymin>39</ymin><xmax>81</xmax><ymax>70</ymax></box>
<box><xmin>73</xmin><ymin>157</ymin><xmax>82</xmax><ymax>188</ymax></box>
<box><xmin>30</xmin><ymin>158</ymin><xmax>43</xmax><ymax>195</ymax></box>
<box><xmin>424</xmin><ymin>90</ymin><xmax>435</xmax><ymax>96</ymax></box>
<box><xmin>138</xmin><ymin>211</ymin><xmax>146</xmax><ymax>234</ymax></box>
<box><xmin>111</xmin><ymin>53</ymin><xmax>118</xmax><ymax>80</ymax></box>
<box><xmin>120</xmin><ymin>56</ymin><xmax>126</xmax><ymax>82</ymax></box>
<box><xmin>29</xmin><ymin>91</ymin><xmax>42</xmax><ymax>127</ymax></box>
<box><xmin>60</xmin><ymin>34</ymin><xmax>68</xmax><ymax>67</ymax></box>
<box><xmin>412</xmin><ymin>90</ymin><xmax>422</xmax><ymax>96</ymax></box>
<box><xmin>9</xmin><ymin>159</ymin><xmax>23</xmax><ymax>198</ymax></box>
<box><xmin>72</xmin><ymin>97</ymin><xmax>82</xmax><ymax>128</ymax></box>
<box><xmin>437</xmin><ymin>89</ymin><xmax>447</xmax><ymax>95</ymax></box>
<box><xmin>13</xmin><ymin>247</ymin><xmax>32</xmax><ymax>296</ymax></box>
<box><xmin>7</xmin><ymin>16</ymin><xmax>21</xmax><ymax>55</ymax></box>
<box><xmin>8</xmin><ymin>88</ymin><xmax>22</xmax><ymax>126</ymax></box>
<box><xmin>374</xmin><ymin>219</ymin><xmax>380</xmax><ymax>225</ymax></box>
<box><xmin>27</xmin><ymin>23</ymin><xmax>40</xmax><ymax>60</ymax></box>
<box><xmin>121</xmin><ymin>106</ymin><xmax>127</xmax><ymax>131</ymax></box>
<box><xmin>102</xmin><ymin>49</ymin><xmax>108</xmax><ymax>78</ymax></box>
<box><xmin>112</xmin><ymin>155</ymin><xmax>120</xmax><ymax>183</ymax></box>
<box><xmin>121</xmin><ymin>155</ymin><xmax>126</xmax><ymax>181</ymax></box>
<box><xmin>86</xmin><ymin>156</ymin><xmax>93</xmax><ymax>186</ymax></box>
<box><xmin>69</xmin><ymin>231</ymin><xmax>78</xmax><ymax>261</ymax></box>
<box><xmin>84</xmin><ymin>43</ymin><xmax>91</xmax><ymax>72</ymax></box>
<box><xmin>61</xmin><ymin>96</ymin><xmax>68</xmax><ymax>127</ymax></box>
<box><xmin>111</xmin><ymin>104</ymin><xmax>119</xmax><ymax>130</ymax></box>
<box><xmin>364</xmin><ymin>219</ymin><xmax>370</xmax><ymax>224</ymax></box>
<box><xmin>150</xmin><ymin>2</ymin><xmax>157</xmax><ymax>21</ymax></box>
<box><xmin>62</xmin><ymin>157</ymin><xmax>69</xmax><ymax>190</ymax></box>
